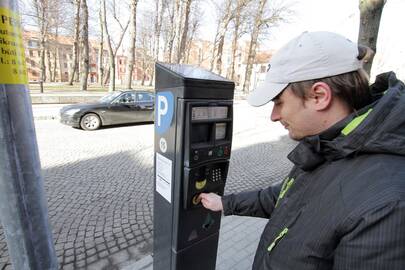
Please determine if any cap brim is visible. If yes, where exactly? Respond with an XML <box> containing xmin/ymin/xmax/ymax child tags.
<box><xmin>247</xmin><ymin>81</ymin><xmax>288</xmax><ymax>107</ymax></box>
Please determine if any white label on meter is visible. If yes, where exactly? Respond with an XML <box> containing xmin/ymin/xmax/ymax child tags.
<box><xmin>215</xmin><ymin>123</ymin><xmax>227</xmax><ymax>140</ymax></box>
<box><xmin>192</xmin><ymin>107</ymin><xmax>209</xmax><ymax>120</ymax></box>
<box><xmin>192</xmin><ymin>106</ymin><xmax>228</xmax><ymax>120</ymax></box>
<box><xmin>156</xmin><ymin>153</ymin><xmax>172</xmax><ymax>203</ymax></box>
<box><xmin>209</xmin><ymin>106</ymin><xmax>228</xmax><ymax>119</ymax></box>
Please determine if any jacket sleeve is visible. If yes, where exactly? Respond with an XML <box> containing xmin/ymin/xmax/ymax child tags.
<box><xmin>221</xmin><ymin>183</ymin><xmax>282</xmax><ymax>219</ymax></box>
<box><xmin>333</xmin><ymin>200</ymin><xmax>405</xmax><ymax>270</ymax></box>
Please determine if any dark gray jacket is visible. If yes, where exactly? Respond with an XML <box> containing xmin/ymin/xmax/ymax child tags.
<box><xmin>222</xmin><ymin>72</ymin><xmax>405</xmax><ymax>270</ymax></box>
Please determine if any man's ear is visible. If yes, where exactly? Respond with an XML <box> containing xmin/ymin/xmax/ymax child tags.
<box><xmin>307</xmin><ymin>82</ymin><xmax>332</xmax><ymax>111</ymax></box>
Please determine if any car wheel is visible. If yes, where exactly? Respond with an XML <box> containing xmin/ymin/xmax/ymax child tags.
<box><xmin>80</xmin><ymin>113</ymin><xmax>101</xmax><ymax>131</ymax></box>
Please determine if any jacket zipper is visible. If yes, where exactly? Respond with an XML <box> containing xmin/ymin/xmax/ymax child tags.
<box><xmin>275</xmin><ymin>177</ymin><xmax>295</xmax><ymax>208</ymax></box>
<box><xmin>267</xmin><ymin>227</ymin><xmax>289</xmax><ymax>252</ymax></box>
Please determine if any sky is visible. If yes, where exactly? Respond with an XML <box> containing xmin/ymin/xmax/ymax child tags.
<box><xmin>20</xmin><ymin>0</ymin><xmax>405</xmax><ymax>81</ymax></box>
<box><xmin>201</xmin><ymin>0</ymin><xmax>405</xmax><ymax>80</ymax></box>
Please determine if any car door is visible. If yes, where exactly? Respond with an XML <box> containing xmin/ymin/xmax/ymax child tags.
<box><xmin>104</xmin><ymin>92</ymin><xmax>139</xmax><ymax>124</ymax></box>
<box><xmin>135</xmin><ymin>92</ymin><xmax>154</xmax><ymax>122</ymax></box>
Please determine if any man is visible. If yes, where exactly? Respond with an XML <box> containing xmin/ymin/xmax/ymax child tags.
<box><xmin>199</xmin><ymin>31</ymin><xmax>405</xmax><ymax>269</ymax></box>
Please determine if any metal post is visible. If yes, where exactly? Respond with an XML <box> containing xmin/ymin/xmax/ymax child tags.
<box><xmin>0</xmin><ymin>0</ymin><xmax>58</xmax><ymax>269</ymax></box>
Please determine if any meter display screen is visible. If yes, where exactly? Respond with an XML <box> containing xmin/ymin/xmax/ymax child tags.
<box><xmin>192</xmin><ymin>106</ymin><xmax>228</xmax><ymax>120</ymax></box>
<box><xmin>215</xmin><ymin>123</ymin><xmax>227</xmax><ymax>140</ymax></box>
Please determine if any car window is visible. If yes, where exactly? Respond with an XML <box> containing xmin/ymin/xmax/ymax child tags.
<box><xmin>118</xmin><ymin>93</ymin><xmax>136</xmax><ymax>104</ymax></box>
<box><xmin>137</xmin><ymin>93</ymin><xmax>154</xmax><ymax>102</ymax></box>
<box><xmin>99</xmin><ymin>92</ymin><xmax>121</xmax><ymax>103</ymax></box>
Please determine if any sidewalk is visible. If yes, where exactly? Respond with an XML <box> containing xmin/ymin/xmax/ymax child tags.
<box><xmin>123</xmin><ymin>215</ymin><xmax>267</xmax><ymax>270</ymax></box>
<box><xmin>29</xmin><ymin>93</ymin><xmax>271</xmax><ymax>270</ymax></box>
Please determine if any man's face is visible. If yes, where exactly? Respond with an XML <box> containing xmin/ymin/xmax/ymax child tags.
<box><xmin>271</xmin><ymin>87</ymin><xmax>317</xmax><ymax>141</ymax></box>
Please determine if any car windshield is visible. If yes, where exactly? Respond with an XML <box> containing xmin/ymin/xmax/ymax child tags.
<box><xmin>99</xmin><ymin>92</ymin><xmax>122</xmax><ymax>103</ymax></box>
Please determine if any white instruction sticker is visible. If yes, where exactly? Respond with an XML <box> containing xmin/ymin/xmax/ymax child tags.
<box><xmin>156</xmin><ymin>153</ymin><xmax>172</xmax><ymax>203</ymax></box>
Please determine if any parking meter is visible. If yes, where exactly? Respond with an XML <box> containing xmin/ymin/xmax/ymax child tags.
<box><xmin>154</xmin><ymin>63</ymin><xmax>234</xmax><ymax>270</ymax></box>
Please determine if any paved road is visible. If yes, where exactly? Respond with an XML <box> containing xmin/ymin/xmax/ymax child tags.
<box><xmin>0</xmin><ymin>101</ymin><xmax>296</xmax><ymax>270</ymax></box>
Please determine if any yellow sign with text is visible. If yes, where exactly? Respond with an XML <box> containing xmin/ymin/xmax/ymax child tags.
<box><xmin>0</xmin><ymin>7</ymin><xmax>28</xmax><ymax>84</ymax></box>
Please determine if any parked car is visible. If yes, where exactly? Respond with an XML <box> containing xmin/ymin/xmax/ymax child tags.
<box><xmin>60</xmin><ymin>90</ymin><xmax>155</xmax><ymax>130</ymax></box>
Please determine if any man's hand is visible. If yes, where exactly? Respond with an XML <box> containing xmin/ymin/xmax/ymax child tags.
<box><xmin>199</xmin><ymin>193</ymin><xmax>223</xmax><ymax>212</ymax></box>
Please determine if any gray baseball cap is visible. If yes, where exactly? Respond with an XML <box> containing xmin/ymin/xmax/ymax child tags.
<box><xmin>247</xmin><ymin>31</ymin><xmax>363</xmax><ymax>107</ymax></box>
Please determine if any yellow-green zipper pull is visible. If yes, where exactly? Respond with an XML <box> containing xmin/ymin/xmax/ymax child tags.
<box><xmin>267</xmin><ymin>227</ymin><xmax>289</xmax><ymax>252</ymax></box>
<box><xmin>275</xmin><ymin>178</ymin><xmax>295</xmax><ymax>208</ymax></box>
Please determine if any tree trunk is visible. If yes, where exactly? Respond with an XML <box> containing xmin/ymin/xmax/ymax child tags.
<box><xmin>243</xmin><ymin>0</ymin><xmax>266</xmax><ymax>93</ymax></box>
<box><xmin>80</xmin><ymin>0</ymin><xmax>89</xmax><ymax>91</ymax></box>
<box><xmin>101</xmin><ymin>0</ymin><xmax>115</xmax><ymax>92</ymax></box>
<box><xmin>68</xmin><ymin>0</ymin><xmax>81</xmax><ymax>86</ymax></box>
<box><xmin>358</xmin><ymin>0</ymin><xmax>386</xmax><ymax>74</ymax></box>
<box><xmin>167</xmin><ymin>0</ymin><xmax>180</xmax><ymax>62</ymax></box>
<box><xmin>34</xmin><ymin>0</ymin><xmax>48</xmax><ymax>93</ymax></box>
<box><xmin>46</xmin><ymin>46</ymin><xmax>52</xmax><ymax>82</ymax></box>
<box><xmin>98</xmin><ymin>6</ymin><xmax>104</xmax><ymax>87</ymax></box>
<box><xmin>177</xmin><ymin>0</ymin><xmax>192</xmax><ymax>63</ymax></box>
<box><xmin>124</xmin><ymin>0</ymin><xmax>138</xmax><ymax>89</ymax></box>
<box><xmin>53</xmin><ymin>45</ymin><xmax>62</xmax><ymax>82</ymax></box>
<box><xmin>228</xmin><ymin>0</ymin><xmax>246</xmax><ymax>81</ymax></box>
<box><xmin>57</xmin><ymin>46</ymin><xmax>63</xmax><ymax>82</ymax></box>
<box><xmin>212</xmin><ymin>0</ymin><xmax>233</xmax><ymax>74</ymax></box>
<box><xmin>39</xmin><ymin>37</ymin><xmax>46</xmax><ymax>88</ymax></box>
<box><xmin>185</xmin><ymin>18</ymin><xmax>198</xmax><ymax>64</ymax></box>
<box><xmin>154</xmin><ymin>0</ymin><xmax>164</xmax><ymax>62</ymax></box>
<box><xmin>173</xmin><ymin>0</ymin><xmax>184</xmax><ymax>63</ymax></box>
<box><xmin>141</xmin><ymin>58</ymin><xmax>146</xmax><ymax>86</ymax></box>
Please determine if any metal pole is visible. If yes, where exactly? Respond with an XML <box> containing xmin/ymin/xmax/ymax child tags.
<box><xmin>0</xmin><ymin>0</ymin><xmax>58</xmax><ymax>269</ymax></box>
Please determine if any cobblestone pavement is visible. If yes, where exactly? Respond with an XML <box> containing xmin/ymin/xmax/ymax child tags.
<box><xmin>0</xmin><ymin>101</ymin><xmax>296</xmax><ymax>270</ymax></box>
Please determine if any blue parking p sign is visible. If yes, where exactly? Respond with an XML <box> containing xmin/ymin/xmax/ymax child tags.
<box><xmin>155</xmin><ymin>91</ymin><xmax>174</xmax><ymax>135</ymax></box>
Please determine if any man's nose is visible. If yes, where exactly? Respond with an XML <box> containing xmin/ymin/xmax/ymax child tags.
<box><xmin>271</xmin><ymin>106</ymin><xmax>280</xmax><ymax>122</ymax></box>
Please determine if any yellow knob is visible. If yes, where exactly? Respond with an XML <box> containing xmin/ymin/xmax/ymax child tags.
<box><xmin>195</xmin><ymin>179</ymin><xmax>207</xmax><ymax>190</ymax></box>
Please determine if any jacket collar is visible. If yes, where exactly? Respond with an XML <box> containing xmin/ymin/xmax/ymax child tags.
<box><xmin>287</xmin><ymin>72</ymin><xmax>400</xmax><ymax>171</ymax></box>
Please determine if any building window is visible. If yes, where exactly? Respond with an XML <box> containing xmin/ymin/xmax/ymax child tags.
<box><xmin>29</xmin><ymin>50</ymin><xmax>34</xmax><ymax>57</ymax></box>
<box><xmin>260</xmin><ymin>65</ymin><xmax>266</xmax><ymax>73</ymax></box>
<box><xmin>63</xmin><ymin>54</ymin><xmax>67</xmax><ymax>60</ymax></box>
<box><xmin>64</xmin><ymin>63</ymin><xmax>68</xmax><ymax>68</ymax></box>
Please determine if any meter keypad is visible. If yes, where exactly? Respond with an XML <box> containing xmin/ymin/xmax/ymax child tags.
<box><xmin>211</xmin><ymin>168</ymin><xmax>221</xmax><ymax>183</ymax></box>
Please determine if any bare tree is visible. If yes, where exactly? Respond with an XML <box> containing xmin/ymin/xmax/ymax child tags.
<box><xmin>185</xmin><ymin>5</ymin><xmax>202</xmax><ymax>64</ymax></box>
<box><xmin>124</xmin><ymin>0</ymin><xmax>138</xmax><ymax>89</ymax></box>
<box><xmin>166</xmin><ymin>0</ymin><xmax>180</xmax><ymax>62</ymax></box>
<box><xmin>148</xmin><ymin>0</ymin><xmax>166</xmax><ymax>86</ymax></box>
<box><xmin>101</xmin><ymin>0</ymin><xmax>115</xmax><ymax>91</ymax></box>
<box><xmin>243</xmin><ymin>0</ymin><xmax>288</xmax><ymax>93</ymax></box>
<box><xmin>68</xmin><ymin>0</ymin><xmax>81</xmax><ymax>85</ymax></box>
<box><xmin>176</xmin><ymin>0</ymin><xmax>193</xmax><ymax>63</ymax></box>
<box><xmin>101</xmin><ymin>0</ymin><xmax>130</xmax><ymax>91</ymax></box>
<box><xmin>358</xmin><ymin>0</ymin><xmax>386</xmax><ymax>74</ymax></box>
<box><xmin>228</xmin><ymin>0</ymin><xmax>252</xmax><ymax>82</ymax></box>
<box><xmin>32</xmin><ymin>0</ymin><xmax>49</xmax><ymax>93</ymax></box>
<box><xmin>80</xmin><ymin>0</ymin><xmax>89</xmax><ymax>90</ymax></box>
<box><xmin>154</xmin><ymin>0</ymin><xmax>165</xmax><ymax>62</ymax></box>
<box><xmin>210</xmin><ymin>0</ymin><xmax>234</xmax><ymax>75</ymax></box>
<box><xmin>98</xmin><ymin>6</ymin><xmax>105</xmax><ymax>87</ymax></box>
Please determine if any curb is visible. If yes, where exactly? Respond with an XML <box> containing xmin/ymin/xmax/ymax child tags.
<box><xmin>33</xmin><ymin>115</ymin><xmax>60</xmax><ymax>121</ymax></box>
